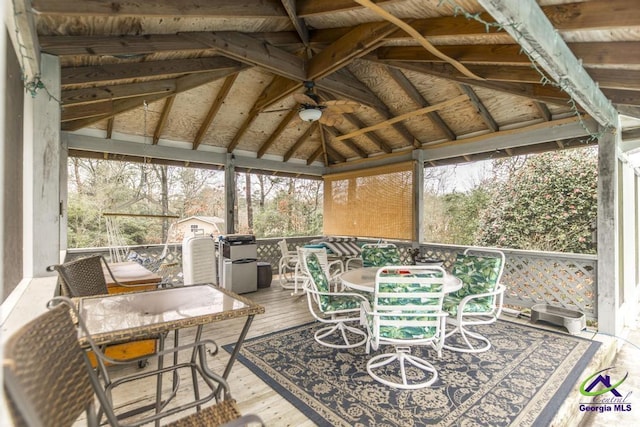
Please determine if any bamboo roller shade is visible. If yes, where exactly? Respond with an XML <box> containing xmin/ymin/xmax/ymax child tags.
<box><xmin>323</xmin><ymin>161</ymin><xmax>414</xmax><ymax>240</ymax></box>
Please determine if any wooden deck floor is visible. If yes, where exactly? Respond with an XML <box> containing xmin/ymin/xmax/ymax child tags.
<box><xmin>96</xmin><ymin>281</ymin><xmax>620</xmax><ymax>427</ymax></box>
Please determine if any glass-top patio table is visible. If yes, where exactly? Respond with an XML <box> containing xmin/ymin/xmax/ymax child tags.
<box><xmin>341</xmin><ymin>267</ymin><xmax>463</xmax><ymax>293</ymax></box>
<box><xmin>76</xmin><ymin>283</ymin><xmax>265</xmax><ymax>415</ymax></box>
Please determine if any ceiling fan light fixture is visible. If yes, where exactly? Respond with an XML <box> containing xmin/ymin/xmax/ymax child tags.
<box><xmin>299</xmin><ymin>108</ymin><xmax>322</xmax><ymax>122</ymax></box>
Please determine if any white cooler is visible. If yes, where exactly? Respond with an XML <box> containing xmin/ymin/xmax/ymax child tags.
<box><xmin>182</xmin><ymin>234</ymin><xmax>217</xmax><ymax>286</ymax></box>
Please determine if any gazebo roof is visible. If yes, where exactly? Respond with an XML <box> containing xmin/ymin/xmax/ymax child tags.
<box><xmin>13</xmin><ymin>0</ymin><xmax>640</xmax><ymax>174</ymax></box>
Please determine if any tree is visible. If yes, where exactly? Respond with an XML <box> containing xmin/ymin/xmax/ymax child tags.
<box><xmin>476</xmin><ymin>148</ymin><xmax>598</xmax><ymax>253</ymax></box>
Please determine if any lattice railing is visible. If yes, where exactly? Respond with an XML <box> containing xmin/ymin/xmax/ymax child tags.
<box><xmin>68</xmin><ymin>238</ymin><xmax>597</xmax><ymax>320</ymax></box>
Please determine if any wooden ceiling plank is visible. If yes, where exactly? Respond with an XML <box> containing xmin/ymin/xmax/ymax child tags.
<box><xmin>257</xmin><ymin>109</ymin><xmax>299</xmax><ymax>158</ymax></box>
<box><xmin>62</xmin><ymin>79</ymin><xmax>176</xmax><ymax>106</ymax></box>
<box><xmin>32</xmin><ymin>0</ymin><xmax>287</xmax><ymax>17</ymax></box>
<box><xmin>307</xmin><ymin>21</ymin><xmax>397</xmax><ymax>80</ymax></box>
<box><xmin>62</xmin><ymin>67</ymin><xmax>244</xmax><ymax>130</ymax></box>
<box><xmin>386</xmin><ymin>66</ymin><xmax>456</xmax><ymax>140</ymax></box>
<box><xmin>335</xmin><ymin>94</ymin><xmax>469</xmax><ymax>141</ymax></box>
<box><xmin>280</xmin><ymin>0</ymin><xmax>309</xmax><ymax>46</ymax></box>
<box><xmin>182</xmin><ymin>31</ymin><xmax>305</xmax><ymax>81</ymax></box>
<box><xmin>297</xmin><ymin>0</ymin><xmax>399</xmax><ymax>17</ymax></box>
<box><xmin>478</xmin><ymin>0</ymin><xmax>617</xmax><ymax>127</ymax></box>
<box><xmin>61</xmin><ymin>57</ymin><xmax>242</xmax><ymax>87</ymax></box>
<box><xmin>193</xmin><ymin>73</ymin><xmax>239</xmax><ymax>150</ymax></box>
<box><xmin>153</xmin><ymin>96</ymin><xmax>175</xmax><ymax>145</ymax></box>
<box><xmin>283</xmin><ymin>123</ymin><xmax>317</xmax><ymax>162</ymax></box>
<box><xmin>458</xmin><ymin>84</ymin><xmax>499</xmax><ymax>132</ymax></box>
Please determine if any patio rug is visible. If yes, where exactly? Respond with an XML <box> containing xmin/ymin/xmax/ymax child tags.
<box><xmin>223</xmin><ymin>320</ymin><xmax>600</xmax><ymax>426</ymax></box>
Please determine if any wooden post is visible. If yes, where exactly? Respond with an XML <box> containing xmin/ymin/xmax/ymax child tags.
<box><xmin>597</xmin><ymin>125</ymin><xmax>620</xmax><ymax>335</ymax></box>
<box><xmin>25</xmin><ymin>53</ymin><xmax>61</xmax><ymax>277</ymax></box>
<box><xmin>224</xmin><ymin>153</ymin><xmax>236</xmax><ymax>234</ymax></box>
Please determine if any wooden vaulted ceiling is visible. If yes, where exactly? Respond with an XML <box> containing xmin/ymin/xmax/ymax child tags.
<box><xmin>26</xmin><ymin>0</ymin><xmax>640</xmax><ymax>169</ymax></box>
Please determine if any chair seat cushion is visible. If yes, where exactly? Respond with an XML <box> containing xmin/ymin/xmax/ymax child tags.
<box><xmin>375</xmin><ymin>323</ymin><xmax>436</xmax><ymax>340</ymax></box>
<box><xmin>321</xmin><ymin>294</ymin><xmax>362</xmax><ymax>312</ymax></box>
<box><xmin>443</xmin><ymin>295</ymin><xmax>492</xmax><ymax>316</ymax></box>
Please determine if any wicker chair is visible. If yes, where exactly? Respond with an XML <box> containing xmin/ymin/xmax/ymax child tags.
<box><xmin>3</xmin><ymin>300</ymin><xmax>263</xmax><ymax>427</ymax></box>
<box><xmin>47</xmin><ymin>254</ymin><xmax>157</xmax><ymax>297</ymax></box>
<box><xmin>361</xmin><ymin>265</ymin><xmax>448</xmax><ymax>389</ymax></box>
<box><xmin>442</xmin><ymin>247</ymin><xmax>506</xmax><ymax>353</ymax></box>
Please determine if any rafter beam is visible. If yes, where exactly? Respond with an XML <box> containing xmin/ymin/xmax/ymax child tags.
<box><xmin>335</xmin><ymin>95</ymin><xmax>469</xmax><ymax>141</ymax></box>
<box><xmin>153</xmin><ymin>96</ymin><xmax>175</xmax><ymax>144</ymax></box>
<box><xmin>478</xmin><ymin>0</ymin><xmax>617</xmax><ymax>127</ymax></box>
<box><xmin>534</xmin><ymin>101</ymin><xmax>552</xmax><ymax>122</ymax></box>
<box><xmin>193</xmin><ymin>73</ymin><xmax>239</xmax><ymax>150</ymax></box>
<box><xmin>283</xmin><ymin>122</ymin><xmax>317</xmax><ymax>162</ymax></box>
<box><xmin>280</xmin><ymin>0</ymin><xmax>309</xmax><ymax>45</ymax></box>
<box><xmin>8</xmin><ymin>0</ymin><xmax>40</xmax><ymax>80</ymax></box>
<box><xmin>385</xmin><ymin>66</ymin><xmax>456</xmax><ymax>140</ymax></box>
<box><xmin>61</xmin><ymin>57</ymin><xmax>242</xmax><ymax>87</ymax></box>
<box><xmin>62</xmin><ymin>79</ymin><xmax>176</xmax><ymax>106</ymax></box>
<box><xmin>341</xmin><ymin>114</ymin><xmax>392</xmax><ymax>154</ymax></box>
<box><xmin>183</xmin><ymin>31</ymin><xmax>305</xmax><ymax>81</ymax></box>
<box><xmin>323</xmin><ymin>126</ymin><xmax>368</xmax><ymax>159</ymax></box>
<box><xmin>458</xmin><ymin>84</ymin><xmax>499</xmax><ymax>132</ymax></box>
<box><xmin>257</xmin><ymin>109</ymin><xmax>299</xmax><ymax>158</ymax></box>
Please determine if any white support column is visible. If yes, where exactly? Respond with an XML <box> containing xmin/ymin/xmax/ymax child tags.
<box><xmin>621</xmin><ymin>158</ymin><xmax>638</xmax><ymax>325</ymax></box>
<box><xmin>224</xmin><ymin>153</ymin><xmax>236</xmax><ymax>234</ymax></box>
<box><xmin>24</xmin><ymin>53</ymin><xmax>60</xmax><ymax>277</ymax></box>
<box><xmin>412</xmin><ymin>150</ymin><xmax>425</xmax><ymax>244</ymax></box>
<box><xmin>597</xmin><ymin>126</ymin><xmax>620</xmax><ymax>335</ymax></box>
<box><xmin>59</xmin><ymin>134</ymin><xmax>68</xmax><ymax>255</ymax></box>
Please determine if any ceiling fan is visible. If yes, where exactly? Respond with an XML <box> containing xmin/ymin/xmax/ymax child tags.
<box><xmin>265</xmin><ymin>81</ymin><xmax>361</xmax><ymax>127</ymax></box>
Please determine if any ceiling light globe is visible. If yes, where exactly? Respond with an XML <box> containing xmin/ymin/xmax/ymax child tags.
<box><xmin>299</xmin><ymin>108</ymin><xmax>322</xmax><ymax>122</ymax></box>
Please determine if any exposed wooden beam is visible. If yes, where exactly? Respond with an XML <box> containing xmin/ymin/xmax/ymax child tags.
<box><xmin>324</xmin><ymin>139</ymin><xmax>346</xmax><ymax>164</ymax></box>
<box><xmin>458</xmin><ymin>84</ymin><xmax>499</xmax><ymax>132</ymax></box>
<box><xmin>307</xmin><ymin>145</ymin><xmax>323</xmax><ymax>166</ymax></box>
<box><xmin>383</xmin><ymin>61</ymin><xmax>571</xmax><ymax>106</ymax></box>
<box><xmin>318</xmin><ymin>124</ymin><xmax>330</xmax><ymax>165</ymax></box>
<box><xmin>31</xmin><ymin>0</ymin><xmax>287</xmax><ymax>17</ymax></box>
<box><xmin>257</xmin><ymin>109</ymin><xmax>299</xmax><ymax>158</ymax></box>
<box><xmin>478</xmin><ymin>0</ymin><xmax>617</xmax><ymax>127</ymax></box>
<box><xmin>335</xmin><ymin>95</ymin><xmax>469</xmax><ymax>141</ymax></box>
<box><xmin>323</xmin><ymin>126</ymin><xmax>368</xmax><ymax>159</ymax></box>
<box><xmin>226</xmin><ymin>110</ymin><xmax>260</xmax><ymax>153</ymax></box>
<box><xmin>62</xmin><ymin>67</ymin><xmax>245</xmax><ymax>130</ymax></box>
<box><xmin>153</xmin><ymin>96</ymin><xmax>175</xmax><ymax>144</ymax></box>
<box><xmin>385</xmin><ymin>66</ymin><xmax>456</xmax><ymax>140</ymax></box>
<box><xmin>341</xmin><ymin>114</ymin><xmax>392</xmax><ymax>154</ymax></box>
<box><xmin>183</xmin><ymin>31</ymin><xmax>305</xmax><ymax>81</ymax></box>
<box><xmin>106</xmin><ymin>117</ymin><xmax>114</xmax><ymax>139</ymax></box>
<box><xmin>297</xmin><ymin>0</ymin><xmax>399</xmax><ymax>17</ymax></box>
<box><xmin>61</xmin><ymin>57</ymin><xmax>242</xmax><ymax>87</ymax></box>
<box><xmin>193</xmin><ymin>73</ymin><xmax>239</xmax><ymax>150</ymax></box>
<box><xmin>280</xmin><ymin>0</ymin><xmax>309</xmax><ymax>46</ymax></box>
<box><xmin>534</xmin><ymin>101</ymin><xmax>552</xmax><ymax>122</ymax></box>
<box><xmin>283</xmin><ymin>123</ymin><xmax>317</xmax><ymax>162</ymax></box>
<box><xmin>254</xmin><ymin>76</ymin><xmax>302</xmax><ymax>111</ymax></box>
<box><xmin>316</xmin><ymin>70</ymin><xmax>389</xmax><ymax>111</ymax></box>
<box><xmin>62</xmin><ymin>79</ymin><xmax>176</xmax><ymax>106</ymax></box>
<box><xmin>307</xmin><ymin>21</ymin><xmax>396</xmax><ymax>80</ymax></box>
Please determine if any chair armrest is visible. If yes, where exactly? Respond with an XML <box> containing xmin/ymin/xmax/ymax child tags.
<box><xmin>458</xmin><ymin>284</ymin><xmax>505</xmax><ymax>306</ymax></box>
<box><xmin>345</xmin><ymin>257</ymin><xmax>363</xmax><ymax>270</ymax></box>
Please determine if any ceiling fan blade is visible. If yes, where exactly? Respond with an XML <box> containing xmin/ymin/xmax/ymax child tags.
<box><xmin>293</xmin><ymin>93</ymin><xmax>318</xmax><ymax>106</ymax></box>
<box><xmin>323</xmin><ymin>100</ymin><xmax>361</xmax><ymax>113</ymax></box>
<box><xmin>319</xmin><ymin>111</ymin><xmax>344</xmax><ymax>127</ymax></box>
<box><xmin>262</xmin><ymin>107</ymin><xmax>295</xmax><ymax>113</ymax></box>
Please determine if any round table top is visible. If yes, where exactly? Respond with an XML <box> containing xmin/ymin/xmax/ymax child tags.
<box><xmin>340</xmin><ymin>266</ymin><xmax>462</xmax><ymax>293</ymax></box>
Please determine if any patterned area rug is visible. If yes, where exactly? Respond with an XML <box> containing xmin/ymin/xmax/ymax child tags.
<box><xmin>224</xmin><ymin>320</ymin><xmax>600</xmax><ymax>426</ymax></box>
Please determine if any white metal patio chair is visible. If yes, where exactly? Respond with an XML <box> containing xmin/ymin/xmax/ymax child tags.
<box><xmin>301</xmin><ymin>249</ymin><xmax>368</xmax><ymax>349</ymax></box>
<box><xmin>361</xmin><ymin>265</ymin><xmax>448</xmax><ymax>389</ymax></box>
<box><xmin>443</xmin><ymin>247</ymin><xmax>506</xmax><ymax>353</ymax></box>
<box><xmin>278</xmin><ymin>239</ymin><xmax>299</xmax><ymax>289</ymax></box>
